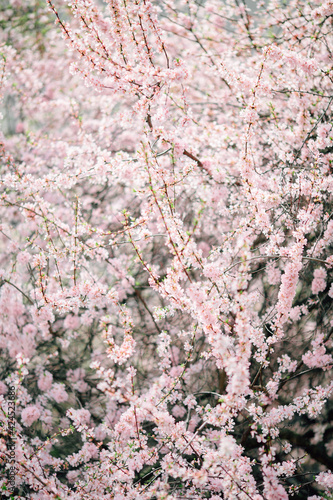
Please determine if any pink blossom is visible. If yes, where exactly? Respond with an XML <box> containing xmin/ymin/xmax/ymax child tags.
<box><xmin>267</xmin><ymin>263</ymin><xmax>281</xmax><ymax>285</ymax></box>
<box><xmin>21</xmin><ymin>405</ymin><xmax>41</xmax><ymax>427</ymax></box>
<box><xmin>1</xmin><ymin>0</ymin><xmax>333</xmax><ymax>497</ymax></box>
<box><xmin>312</xmin><ymin>267</ymin><xmax>327</xmax><ymax>294</ymax></box>
<box><xmin>15</xmin><ymin>122</ymin><xmax>25</xmax><ymax>134</ymax></box>
<box><xmin>17</xmin><ymin>251</ymin><xmax>30</xmax><ymax>264</ymax></box>
<box><xmin>64</xmin><ymin>315</ymin><xmax>80</xmax><ymax>330</ymax></box>
<box><xmin>0</xmin><ymin>382</ymin><xmax>7</xmax><ymax>395</ymax></box>
<box><xmin>67</xmin><ymin>408</ymin><xmax>91</xmax><ymax>427</ymax></box>
<box><xmin>317</xmin><ymin>471</ymin><xmax>333</xmax><ymax>490</ymax></box>
<box><xmin>37</xmin><ymin>371</ymin><xmax>53</xmax><ymax>392</ymax></box>
<box><xmin>263</xmin><ymin>466</ymin><xmax>288</xmax><ymax>499</ymax></box>
<box><xmin>67</xmin><ymin>470</ymin><xmax>80</xmax><ymax>484</ymax></box>
<box><xmin>277</xmin><ymin>260</ymin><xmax>302</xmax><ymax>320</ymax></box>
<box><xmin>49</xmin><ymin>384</ymin><xmax>68</xmax><ymax>403</ymax></box>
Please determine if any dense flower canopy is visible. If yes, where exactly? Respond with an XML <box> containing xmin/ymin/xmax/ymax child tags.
<box><xmin>0</xmin><ymin>0</ymin><xmax>333</xmax><ymax>498</ymax></box>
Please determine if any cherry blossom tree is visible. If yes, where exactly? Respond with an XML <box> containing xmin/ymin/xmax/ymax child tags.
<box><xmin>0</xmin><ymin>0</ymin><xmax>333</xmax><ymax>498</ymax></box>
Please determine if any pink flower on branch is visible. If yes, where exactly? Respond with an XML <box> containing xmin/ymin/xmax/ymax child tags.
<box><xmin>1</xmin><ymin>0</ymin><xmax>333</xmax><ymax>497</ymax></box>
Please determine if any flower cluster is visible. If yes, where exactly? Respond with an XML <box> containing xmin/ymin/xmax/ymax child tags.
<box><xmin>0</xmin><ymin>0</ymin><xmax>332</xmax><ymax>498</ymax></box>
